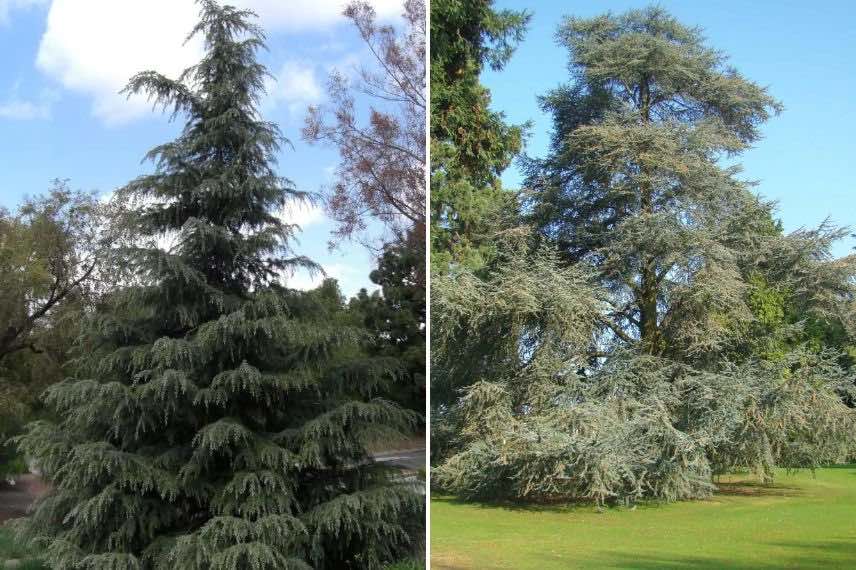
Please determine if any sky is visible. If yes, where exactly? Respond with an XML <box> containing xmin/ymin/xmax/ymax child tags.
<box><xmin>0</xmin><ymin>0</ymin><xmax>408</xmax><ymax>298</ymax></box>
<box><xmin>485</xmin><ymin>0</ymin><xmax>856</xmax><ymax>258</ymax></box>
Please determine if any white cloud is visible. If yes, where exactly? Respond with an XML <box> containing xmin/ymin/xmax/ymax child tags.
<box><xmin>36</xmin><ymin>0</ymin><xmax>203</xmax><ymax>125</ymax></box>
<box><xmin>264</xmin><ymin>60</ymin><xmax>323</xmax><ymax>116</ymax></box>
<box><xmin>286</xmin><ymin>264</ymin><xmax>339</xmax><ymax>292</ymax></box>
<box><xmin>0</xmin><ymin>97</ymin><xmax>48</xmax><ymax>120</ymax></box>
<box><xmin>0</xmin><ymin>85</ymin><xmax>57</xmax><ymax>120</ymax></box>
<box><xmin>287</xmin><ymin>261</ymin><xmax>377</xmax><ymax>299</ymax></box>
<box><xmin>279</xmin><ymin>201</ymin><xmax>325</xmax><ymax>228</ymax></box>
<box><xmin>237</xmin><ymin>0</ymin><xmax>403</xmax><ymax>31</ymax></box>
<box><xmin>0</xmin><ymin>0</ymin><xmax>46</xmax><ymax>24</ymax></box>
<box><xmin>32</xmin><ymin>0</ymin><xmax>404</xmax><ymax>125</ymax></box>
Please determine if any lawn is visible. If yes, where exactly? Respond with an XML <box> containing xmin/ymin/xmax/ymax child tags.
<box><xmin>431</xmin><ymin>466</ymin><xmax>856</xmax><ymax>569</ymax></box>
<box><xmin>0</xmin><ymin>526</ymin><xmax>46</xmax><ymax>569</ymax></box>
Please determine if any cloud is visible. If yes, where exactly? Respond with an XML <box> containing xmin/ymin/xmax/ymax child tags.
<box><xmin>32</xmin><ymin>0</ymin><xmax>404</xmax><ymax>125</ymax></box>
<box><xmin>35</xmin><ymin>0</ymin><xmax>203</xmax><ymax>125</ymax></box>
<box><xmin>286</xmin><ymin>261</ymin><xmax>377</xmax><ymax>299</ymax></box>
<box><xmin>237</xmin><ymin>0</ymin><xmax>404</xmax><ymax>31</ymax></box>
<box><xmin>0</xmin><ymin>0</ymin><xmax>46</xmax><ymax>25</ymax></box>
<box><xmin>0</xmin><ymin>85</ymin><xmax>57</xmax><ymax>120</ymax></box>
<box><xmin>0</xmin><ymin>96</ymin><xmax>49</xmax><ymax>120</ymax></box>
<box><xmin>264</xmin><ymin>60</ymin><xmax>323</xmax><ymax>117</ymax></box>
<box><xmin>286</xmin><ymin>265</ymin><xmax>337</xmax><ymax>292</ymax></box>
<box><xmin>279</xmin><ymin>201</ymin><xmax>325</xmax><ymax>228</ymax></box>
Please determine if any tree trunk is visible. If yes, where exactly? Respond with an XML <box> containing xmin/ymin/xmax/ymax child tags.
<box><xmin>637</xmin><ymin>76</ymin><xmax>660</xmax><ymax>354</ymax></box>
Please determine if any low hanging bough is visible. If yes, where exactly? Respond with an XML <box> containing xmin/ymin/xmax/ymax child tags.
<box><xmin>432</xmin><ymin>239</ymin><xmax>856</xmax><ymax>505</ymax></box>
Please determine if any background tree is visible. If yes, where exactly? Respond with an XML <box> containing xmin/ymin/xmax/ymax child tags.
<box><xmin>0</xmin><ymin>183</ymin><xmax>106</xmax><ymax>478</ymax></box>
<box><xmin>350</xmin><ymin>230</ymin><xmax>426</xmax><ymax>415</ymax></box>
<box><xmin>304</xmin><ymin>0</ymin><xmax>426</xmax><ymax>256</ymax></box>
<box><xmin>429</xmin><ymin>0</ymin><xmax>529</xmax><ymax>272</ymax></box>
<box><xmin>14</xmin><ymin>3</ymin><xmax>421</xmax><ymax>568</ymax></box>
<box><xmin>0</xmin><ymin>183</ymin><xmax>104</xmax><ymax>360</ymax></box>
<box><xmin>728</xmin><ymin>217</ymin><xmax>856</xmax><ymax>365</ymax></box>
<box><xmin>305</xmin><ymin>0</ymin><xmax>427</xmax><ymax>434</ymax></box>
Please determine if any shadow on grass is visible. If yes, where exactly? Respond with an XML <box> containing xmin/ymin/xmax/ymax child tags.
<box><xmin>431</xmin><ymin>493</ymin><xmax>618</xmax><ymax>514</ymax></box>
<box><xmin>432</xmin><ymin>481</ymin><xmax>794</xmax><ymax>514</ymax></box>
<box><xmin>435</xmin><ymin>465</ymin><xmax>856</xmax><ymax>513</ymax></box>
<box><xmin>577</xmin><ymin>538</ymin><xmax>856</xmax><ymax>569</ymax></box>
<box><xmin>714</xmin><ymin>481</ymin><xmax>804</xmax><ymax>498</ymax></box>
<box><xmin>818</xmin><ymin>463</ymin><xmax>856</xmax><ymax>473</ymax></box>
<box><xmin>0</xmin><ymin>525</ymin><xmax>48</xmax><ymax>569</ymax></box>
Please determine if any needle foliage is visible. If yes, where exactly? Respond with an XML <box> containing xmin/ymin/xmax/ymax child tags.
<box><xmin>12</xmin><ymin>2</ymin><xmax>421</xmax><ymax>567</ymax></box>
<box><xmin>432</xmin><ymin>6</ymin><xmax>856</xmax><ymax>505</ymax></box>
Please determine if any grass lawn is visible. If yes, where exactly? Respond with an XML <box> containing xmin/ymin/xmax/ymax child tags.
<box><xmin>431</xmin><ymin>465</ymin><xmax>856</xmax><ymax>569</ymax></box>
<box><xmin>0</xmin><ymin>526</ymin><xmax>46</xmax><ymax>569</ymax></box>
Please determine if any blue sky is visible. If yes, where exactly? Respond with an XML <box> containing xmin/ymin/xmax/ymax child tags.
<box><xmin>0</xmin><ymin>0</ymin><xmax>407</xmax><ymax>297</ymax></box>
<box><xmin>485</xmin><ymin>0</ymin><xmax>856</xmax><ymax>257</ymax></box>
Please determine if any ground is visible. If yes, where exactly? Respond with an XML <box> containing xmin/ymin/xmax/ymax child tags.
<box><xmin>0</xmin><ymin>475</ymin><xmax>49</xmax><ymax>569</ymax></box>
<box><xmin>0</xmin><ymin>527</ymin><xmax>46</xmax><ymax>569</ymax></box>
<box><xmin>0</xmin><ymin>476</ymin><xmax>48</xmax><ymax>524</ymax></box>
<box><xmin>431</xmin><ymin>466</ymin><xmax>856</xmax><ymax>569</ymax></box>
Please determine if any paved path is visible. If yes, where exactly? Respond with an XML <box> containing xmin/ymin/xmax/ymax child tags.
<box><xmin>0</xmin><ymin>475</ymin><xmax>47</xmax><ymax>523</ymax></box>
<box><xmin>372</xmin><ymin>447</ymin><xmax>426</xmax><ymax>471</ymax></box>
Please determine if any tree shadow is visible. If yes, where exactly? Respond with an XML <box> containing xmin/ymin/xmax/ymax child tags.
<box><xmin>817</xmin><ymin>463</ymin><xmax>856</xmax><ymax>473</ymax></box>
<box><xmin>714</xmin><ymin>481</ymin><xmax>803</xmax><ymax>498</ymax></box>
<box><xmin>435</xmin><ymin>465</ymin><xmax>856</xmax><ymax>512</ymax></box>
<box><xmin>431</xmin><ymin>493</ymin><xmax>630</xmax><ymax>514</ymax></box>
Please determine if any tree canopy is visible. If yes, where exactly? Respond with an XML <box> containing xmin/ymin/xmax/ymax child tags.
<box><xmin>0</xmin><ymin>184</ymin><xmax>107</xmax><ymax>479</ymax></box>
<box><xmin>0</xmin><ymin>183</ymin><xmax>105</xmax><ymax>361</ymax></box>
<box><xmin>304</xmin><ymin>0</ymin><xmax>426</xmax><ymax>253</ymax></box>
<box><xmin>430</xmin><ymin>0</ymin><xmax>530</xmax><ymax>272</ymax></box>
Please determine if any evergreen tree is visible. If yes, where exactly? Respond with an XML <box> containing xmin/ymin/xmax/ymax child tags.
<box><xmin>430</xmin><ymin>0</ymin><xmax>529</xmax><ymax>272</ymax></box>
<box><xmin>350</xmin><ymin>232</ymin><xmax>426</xmax><ymax>415</ymax></box>
<box><xmin>433</xmin><ymin>6</ymin><xmax>856</xmax><ymax>505</ymax></box>
<box><xmin>524</xmin><ymin>6</ymin><xmax>784</xmax><ymax>358</ymax></box>
<box><xmin>14</xmin><ymin>2</ymin><xmax>421</xmax><ymax>568</ymax></box>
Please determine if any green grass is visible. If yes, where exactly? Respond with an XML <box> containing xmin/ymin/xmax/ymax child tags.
<box><xmin>431</xmin><ymin>466</ymin><xmax>856</xmax><ymax>569</ymax></box>
<box><xmin>0</xmin><ymin>527</ymin><xmax>47</xmax><ymax>569</ymax></box>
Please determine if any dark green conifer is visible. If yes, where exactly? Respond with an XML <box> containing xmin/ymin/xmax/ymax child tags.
<box><xmin>350</xmin><ymin>232</ymin><xmax>426</xmax><ymax>414</ymax></box>
<box><xmin>430</xmin><ymin>0</ymin><xmax>530</xmax><ymax>272</ymax></box>
<box><xmin>14</xmin><ymin>2</ymin><xmax>421</xmax><ymax>568</ymax></box>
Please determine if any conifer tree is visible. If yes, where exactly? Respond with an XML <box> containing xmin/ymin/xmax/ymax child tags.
<box><xmin>524</xmin><ymin>6</ymin><xmax>784</xmax><ymax>358</ymax></box>
<box><xmin>14</xmin><ymin>2</ymin><xmax>421</xmax><ymax>568</ymax></box>
<box><xmin>350</xmin><ymin>231</ymin><xmax>426</xmax><ymax>414</ymax></box>
<box><xmin>433</xmin><ymin>5</ymin><xmax>856</xmax><ymax>505</ymax></box>
<box><xmin>430</xmin><ymin>0</ymin><xmax>529</xmax><ymax>272</ymax></box>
